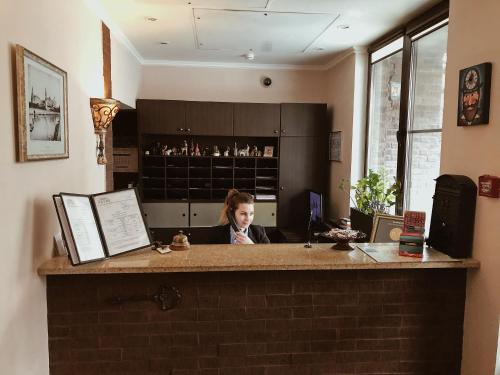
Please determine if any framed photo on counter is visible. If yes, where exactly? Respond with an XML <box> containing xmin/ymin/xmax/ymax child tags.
<box><xmin>370</xmin><ymin>213</ymin><xmax>404</xmax><ymax>243</ymax></box>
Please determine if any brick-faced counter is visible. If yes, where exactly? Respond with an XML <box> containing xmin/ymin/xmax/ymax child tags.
<box><xmin>42</xmin><ymin>244</ymin><xmax>478</xmax><ymax>374</ymax></box>
<box><xmin>48</xmin><ymin>269</ymin><xmax>468</xmax><ymax>375</ymax></box>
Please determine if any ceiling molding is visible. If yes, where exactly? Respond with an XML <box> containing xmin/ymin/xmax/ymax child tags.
<box><xmin>141</xmin><ymin>59</ymin><xmax>327</xmax><ymax>71</ymax></box>
<box><xmin>324</xmin><ymin>48</ymin><xmax>359</xmax><ymax>70</ymax></box>
<box><xmin>87</xmin><ymin>0</ymin><xmax>365</xmax><ymax>72</ymax></box>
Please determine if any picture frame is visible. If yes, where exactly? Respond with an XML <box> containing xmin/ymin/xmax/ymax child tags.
<box><xmin>370</xmin><ymin>213</ymin><xmax>404</xmax><ymax>243</ymax></box>
<box><xmin>457</xmin><ymin>62</ymin><xmax>492</xmax><ymax>126</ymax></box>
<box><xmin>15</xmin><ymin>44</ymin><xmax>68</xmax><ymax>161</ymax></box>
<box><xmin>329</xmin><ymin>131</ymin><xmax>342</xmax><ymax>162</ymax></box>
<box><xmin>263</xmin><ymin>146</ymin><xmax>274</xmax><ymax>157</ymax></box>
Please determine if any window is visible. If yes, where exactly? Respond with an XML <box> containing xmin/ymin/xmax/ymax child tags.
<box><xmin>366</xmin><ymin>5</ymin><xmax>448</xmax><ymax>228</ymax></box>
<box><xmin>404</xmin><ymin>25</ymin><xmax>448</xmax><ymax>225</ymax></box>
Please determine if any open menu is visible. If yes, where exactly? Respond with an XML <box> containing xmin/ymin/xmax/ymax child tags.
<box><xmin>53</xmin><ymin>188</ymin><xmax>152</xmax><ymax>265</ymax></box>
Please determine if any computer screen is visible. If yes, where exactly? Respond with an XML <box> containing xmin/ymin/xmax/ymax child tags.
<box><xmin>308</xmin><ymin>190</ymin><xmax>323</xmax><ymax>224</ymax></box>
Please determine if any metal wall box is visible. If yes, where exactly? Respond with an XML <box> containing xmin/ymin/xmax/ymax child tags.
<box><xmin>427</xmin><ymin>174</ymin><xmax>477</xmax><ymax>258</ymax></box>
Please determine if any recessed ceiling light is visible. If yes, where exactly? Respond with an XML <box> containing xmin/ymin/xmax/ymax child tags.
<box><xmin>315</xmin><ymin>47</ymin><xmax>325</xmax><ymax>51</ymax></box>
<box><xmin>160</xmin><ymin>42</ymin><xmax>169</xmax><ymax>45</ymax></box>
<box><xmin>146</xmin><ymin>17</ymin><xmax>158</xmax><ymax>22</ymax></box>
<box><xmin>337</xmin><ymin>24</ymin><xmax>349</xmax><ymax>30</ymax></box>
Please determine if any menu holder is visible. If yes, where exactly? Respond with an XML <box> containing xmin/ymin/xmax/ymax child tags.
<box><xmin>53</xmin><ymin>188</ymin><xmax>152</xmax><ymax>265</ymax></box>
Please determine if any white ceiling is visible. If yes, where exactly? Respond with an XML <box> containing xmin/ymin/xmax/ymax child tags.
<box><xmin>96</xmin><ymin>0</ymin><xmax>440</xmax><ymax>69</ymax></box>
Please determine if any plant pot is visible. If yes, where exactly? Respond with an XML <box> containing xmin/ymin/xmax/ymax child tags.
<box><xmin>349</xmin><ymin>208</ymin><xmax>373</xmax><ymax>240</ymax></box>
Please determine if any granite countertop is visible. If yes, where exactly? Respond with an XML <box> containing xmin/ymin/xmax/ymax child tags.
<box><xmin>38</xmin><ymin>243</ymin><xmax>480</xmax><ymax>275</ymax></box>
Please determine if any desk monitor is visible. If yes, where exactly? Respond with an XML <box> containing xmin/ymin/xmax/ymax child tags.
<box><xmin>308</xmin><ymin>190</ymin><xmax>323</xmax><ymax>224</ymax></box>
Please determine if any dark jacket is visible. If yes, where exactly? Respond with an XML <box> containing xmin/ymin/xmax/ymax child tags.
<box><xmin>210</xmin><ymin>223</ymin><xmax>270</xmax><ymax>244</ymax></box>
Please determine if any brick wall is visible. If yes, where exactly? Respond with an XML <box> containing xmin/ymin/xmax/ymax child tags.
<box><xmin>47</xmin><ymin>269</ymin><xmax>466</xmax><ymax>375</ymax></box>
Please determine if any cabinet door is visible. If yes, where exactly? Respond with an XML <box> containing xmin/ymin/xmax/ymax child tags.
<box><xmin>137</xmin><ymin>99</ymin><xmax>159</xmax><ymax>134</ymax></box>
<box><xmin>137</xmin><ymin>100</ymin><xmax>186</xmax><ymax>134</ymax></box>
<box><xmin>234</xmin><ymin>103</ymin><xmax>280</xmax><ymax>137</ymax></box>
<box><xmin>278</xmin><ymin>137</ymin><xmax>327</xmax><ymax>229</ymax></box>
<box><xmin>280</xmin><ymin>103</ymin><xmax>327</xmax><ymax>137</ymax></box>
<box><xmin>142</xmin><ymin>203</ymin><xmax>189</xmax><ymax>228</ymax></box>
<box><xmin>186</xmin><ymin>102</ymin><xmax>233</xmax><ymax>136</ymax></box>
<box><xmin>254</xmin><ymin>202</ymin><xmax>277</xmax><ymax>227</ymax></box>
<box><xmin>190</xmin><ymin>203</ymin><xmax>223</xmax><ymax>227</ymax></box>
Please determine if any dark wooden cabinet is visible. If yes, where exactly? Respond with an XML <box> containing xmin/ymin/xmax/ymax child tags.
<box><xmin>278</xmin><ymin>136</ymin><xmax>328</xmax><ymax>229</ymax></box>
<box><xmin>135</xmin><ymin>99</ymin><xmax>328</xmax><ymax>234</ymax></box>
<box><xmin>234</xmin><ymin>103</ymin><xmax>280</xmax><ymax>137</ymax></box>
<box><xmin>137</xmin><ymin>99</ymin><xmax>186</xmax><ymax>134</ymax></box>
<box><xmin>280</xmin><ymin>103</ymin><xmax>327</xmax><ymax>137</ymax></box>
<box><xmin>186</xmin><ymin>101</ymin><xmax>233</xmax><ymax>136</ymax></box>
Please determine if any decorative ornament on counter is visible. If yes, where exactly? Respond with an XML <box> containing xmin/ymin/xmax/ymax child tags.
<box><xmin>169</xmin><ymin>230</ymin><xmax>190</xmax><ymax>251</ymax></box>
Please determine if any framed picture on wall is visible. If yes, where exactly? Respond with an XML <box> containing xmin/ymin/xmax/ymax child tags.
<box><xmin>329</xmin><ymin>131</ymin><xmax>342</xmax><ymax>162</ymax></box>
<box><xmin>457</xmin><ymin>62</ymin><xmax>492</xmax><ymax>126</ymax></box>
<box><xmin>15</xmin><ymin>44</ymin><xmax>69</xmax><ymax>161</ymax></box>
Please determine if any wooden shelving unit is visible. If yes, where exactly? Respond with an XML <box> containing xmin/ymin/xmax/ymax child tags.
<box><xmin>141</xmin><ymin>155</ymin><xmax>278</xmax><ymax>202</ymax></box>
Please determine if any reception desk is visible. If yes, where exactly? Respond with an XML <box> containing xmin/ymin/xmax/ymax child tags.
<box><xmin>39</xmin><ymin>243</ymin><xmax>478</xmax><ymax>375</ymax></box>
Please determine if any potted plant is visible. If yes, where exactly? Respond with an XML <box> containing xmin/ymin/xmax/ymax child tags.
<box><xmin>339</xmin><ymin>170</ymin><xmax>401</xmax><ymax>237</ymax></box>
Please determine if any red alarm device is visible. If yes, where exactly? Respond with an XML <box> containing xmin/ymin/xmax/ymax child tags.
<box><xmin>478</xmin><ymin>175</ymin><xmax>500</xmax><ymax>198</ymax></box>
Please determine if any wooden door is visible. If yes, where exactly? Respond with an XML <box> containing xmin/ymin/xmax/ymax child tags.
<box><xmin>278</xmin><ymin>137</ymin><xmax>328</xmax><ymax>229</ymax></box>
<box><xmin>142</xmin><ymin>202</ymin><xmax>189</xmax><ymax>228</ymax></box>
<box><xmin>186</xmin><ymin>101</ymin><xmax>233</xmax><ymax>136</ymax></box>
<box><xmin>254</xmin><ymin>202</ymin><xmax>277</xmax><ymax>227</ymax></box>
<box><xmin>137</xmin><ymin>100</ymin><xmax>186</xmax><ymax>134</ymax></box>
<box><xmin>280</xmin><ymin>103</ymin><xmax>327</xmax><ymax>137</ymax></box>
<box><xmin>190</xmin><ymin>203</ymin><xmax>222</xmax><ymax>227</ymax></box>
<box><xmin>234</xmin><ymin>103</ymin><xmax>280</xmax><ymax>137</ymax></box>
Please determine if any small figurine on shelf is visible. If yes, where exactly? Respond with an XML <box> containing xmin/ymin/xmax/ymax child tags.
<box><xmin>153</xmin><ymin>141</ymin><xmax>162</xmax><ymax>155</ymax></box>
<box><xmin>213</xmin><ymin>145</ymin><xmax>220</xmax><ymax>157</ymax></box>
<box><xmin>238</xmin><ymin>148</ymin><xmax>246</xmax><ymax>157</ymax></box>
<box><xmin>194</xmin><ymin>143</ymin><xmax>201</xmax><ymax>156</ymax></box>
<box><xmin>202</xmin><ymin>146</ymin><xmax>209</xmax><ymax>156</ymax></box>
<box><xmin>181</xmin><ymin>140</ymin><xmax>188</xmax><ymax>156</ymax></box>
<box><xmin>250</xmin><ymin>145</ymin><xmax>259</xmax><ymax>157</ymax></box>
<box><xmin>165</xmin><ymin>148</ymin><xmax>172</xmax><ymax>156</ymax></box>
<box><xmin>190</xmin><ymin>140</ymin><xmax>195</xmax><ymax>156</ymax></box>
<box><xmin>256</xmin><ymin>148</ymin><xmax>262</xmax><ymax>157</ymax></box>
<box><xmin>171</xmin><ymin>147</ymin><xmax>178</xmax><ymax>156</ymax></box>
<box><xmin>161</xmin><ymin>145</ymin><xmax>169</xmax><ymax>156</ymax></box>
<box><xmin>234</xmin><ymin>142</ymin><xmax>238</xmax><ymax>157</ymax></box>
<box><xmin>224</xmin><ymin>146</ymin><xmax>230</xmax><ymax>157</ymax></box>
<box><xmin>245</xmin><ymin>144</ymin><xmax>250</xmax><ymax>157</ymax></box>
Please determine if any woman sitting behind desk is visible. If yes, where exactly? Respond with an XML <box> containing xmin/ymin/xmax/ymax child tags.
<box><xmin>211</xmin><ymin>189</ymin><xmax>270</xmax><ymax>244</ymax></box>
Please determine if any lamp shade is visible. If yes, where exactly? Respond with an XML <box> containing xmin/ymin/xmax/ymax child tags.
<box><xmin>89</xmin><ymin>98</ymin><xmax>120</xmax><ymax>164</ymax></box>
<box><xmin>90</xmin><ymin>98</ymin><xmax>120</xmax><ymax>131</ymax></box>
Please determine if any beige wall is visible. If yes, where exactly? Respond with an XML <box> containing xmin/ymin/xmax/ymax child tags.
<box><xmin>326</xmin><ymin>53</ymin><xmax>356</xmax><ymax>220</ymax></box>
<box><xmin>111</xmin><ymin>35</ymin><xmax>142</xmax><ymax>108</ymax></box>
<box><xmin>441</xmin><ymin>1</ymin><xmax>500</xmax><ymax>374</ymax></box>
<box><xmin>0</xmin><ymin>1</ymin><xmax>140</xmax><ymax>374</ymax></box>
<box><xmin>140</xmin><ymin>65</ymin><xmax>327</xmax><ymax>103</ymax></box>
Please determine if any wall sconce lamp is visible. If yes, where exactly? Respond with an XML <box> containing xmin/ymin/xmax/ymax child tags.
<box><xmin>90</xmin><ymin>98</ymin><xmax>120</xmax><ymax>164</ymax></box>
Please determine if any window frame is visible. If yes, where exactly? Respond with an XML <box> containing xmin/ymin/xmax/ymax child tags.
<box><xmin>364</xmin><ymin>1</ymin><xmax>449</xmax><ymax>215</ymax></box>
